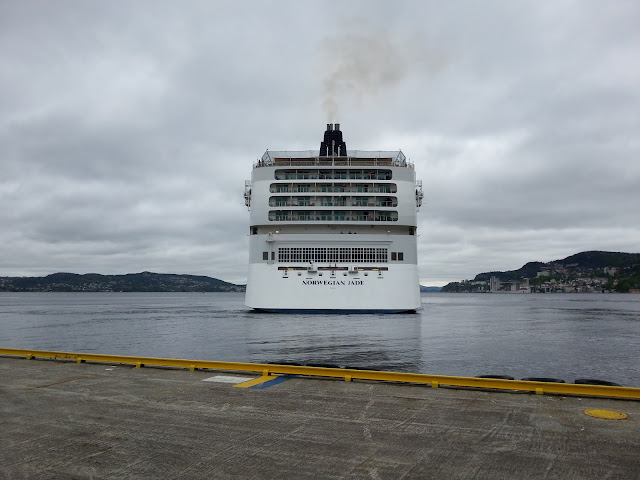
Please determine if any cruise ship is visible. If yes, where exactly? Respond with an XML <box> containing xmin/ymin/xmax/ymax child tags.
<box><xmin>244</xmin><ymin>124</ymin><xmax>424</xmax><ymax>313</ymax></box>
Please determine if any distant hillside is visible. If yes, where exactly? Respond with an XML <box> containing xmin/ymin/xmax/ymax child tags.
<box><xmin>420</xmin><ymin>285</ymin><xmax>442</xmax><ymax>292</ymax></box>
<box><xmin>442</xmin><ymin>250</ymin><xmax>640</xmax><ymax>293</ymax></box>
<box><xmin>559</xmin><ymin>251</ymin><xmax>640</xmax><ymax>269</ymax></box>
<box><xmin>0</xmin><ymin>272</ymin><xmax>245</xmax><ymax>293</ymax></box>
<box><xmin>473</xmin><ymin>261</ymin><xmax>546</xmax><ymax>282</ymax></box>
<box><xmin>473</xmin><ymin>251</ymin><xmax>640</xmax><ymax>282</ymax></box>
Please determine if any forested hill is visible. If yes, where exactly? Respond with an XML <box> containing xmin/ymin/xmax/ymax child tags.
<box><xmin>473</xmin><ymin>251</ymin><xmax>640</xmax><ymax>282</ymax></box>
<box><xmin>441</xmin><ymin>250</ymin><xmax>640</xmax><ymax>293</ymax></box>
<box><xmin>0</xmin><ymin>272</ymin><xmax>245</xmax><ymax>292</ymax></box>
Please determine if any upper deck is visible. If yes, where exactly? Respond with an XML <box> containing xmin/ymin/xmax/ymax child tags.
<box><xmin>255</xmin><ymin>150</ymin><xmax>413</xmax><ymax>169</ymax></box>
<box><xmin>245</xmin><ymin>125</ymin><xmax>423</xmax><ymax>223</ymax></box>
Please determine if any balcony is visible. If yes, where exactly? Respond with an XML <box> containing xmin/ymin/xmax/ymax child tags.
<box><xmin>270</xmin><ymin>183</ymin><xmax>397</xmax><ymax>194</ymax></box>
<box><xmin>268</xmin><ymin>196</ymin><xmax>398</xmax><ymax>208</ymax></box>
<box><xmin>274</xmin><ymin>169</ymin><xmax>392</xmax><ymax>181</ymax></box>
<box><xmin>268</xmin><ymin>210</ymin><xmax>398</xmax><ymax>222</ymax></box>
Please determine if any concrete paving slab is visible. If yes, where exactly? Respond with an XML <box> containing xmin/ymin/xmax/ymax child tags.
<box><xmin>1</xmin><ymin>357</ymin><xmax>638</xmax><ymax>479</ymax></box>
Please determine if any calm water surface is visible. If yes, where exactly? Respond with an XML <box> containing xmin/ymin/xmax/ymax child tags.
<box><xmin>1</xmin><ymin>292</ymin><xmax>639</xmax><ymax>386</ymax></box>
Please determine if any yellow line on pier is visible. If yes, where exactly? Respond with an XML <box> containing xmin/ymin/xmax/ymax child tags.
<box><xmin>2</xmin><ymin>348</ymin><xmax>639</xmax><ymax>400</ymax></box>
<box><xmin>233</xmin><ymin>375</ymin><xmax>277</xmax><ymax>388</ymax></box>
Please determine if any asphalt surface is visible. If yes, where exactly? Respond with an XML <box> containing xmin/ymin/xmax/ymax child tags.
<box><xmin>1</xmin><ymin>357</ymin><xmax>638</xmax><ymax>479</ymax></box>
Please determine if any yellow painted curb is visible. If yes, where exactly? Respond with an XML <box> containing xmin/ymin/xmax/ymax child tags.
<box><xmin>2</xmin><ymin>348</ymin><xmax>640</xmax><ymax>400</ymax></box>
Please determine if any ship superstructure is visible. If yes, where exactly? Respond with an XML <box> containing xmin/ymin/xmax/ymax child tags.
<box><xmin>244</xmin><ymin>124</ymin><xmax>423</xmax><ymax>313</ymax></box>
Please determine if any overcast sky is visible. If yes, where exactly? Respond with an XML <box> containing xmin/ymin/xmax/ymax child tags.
<box><xmin>2</xmin><ymin>1</ymin><xmax>639</xmax><ymax>286</ymax></box>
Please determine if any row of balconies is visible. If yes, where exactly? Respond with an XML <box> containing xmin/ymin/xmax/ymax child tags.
<box><xmin>270</xmin><ymin>183</ymin><xmax>398</xmax><ymax>194</ymax></box>
<box><xmin>274</xmin><ymin>169</ymin><xmax>392</xmax><ymax>181</ymax></box>
<box><xmin>269</xmin><ymin>196</ymin><xmax>398</xmax><ymax>208</ymax></box>
<box><xmin>268</xmin><ymin>210</ymin><xmax>398</xmax><ymax>222</ymax></box>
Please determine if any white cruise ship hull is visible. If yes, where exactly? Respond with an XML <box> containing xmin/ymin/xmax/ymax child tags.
<box><xmin>246</xmin><ymin>263</ymin><xmax>421</xmax><ymax>313</ymax></box>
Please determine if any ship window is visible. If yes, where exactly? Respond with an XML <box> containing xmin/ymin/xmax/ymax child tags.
<box><xmin>391</xmin><ymin>252</ymin><xmax>403</xmax><ymax>261</ymax></box>
<box><xmin>277</xmin><ymin>247</ymin><xmax>388</xmax><ymax>263</ymax></box>
<box><xmin>271</xmin><ymin>251</ymin><xmax>275</xmax><ymax>261</ymax></box>
<box><xmin>263</xmin><ymin>252</ymin><xmax>268</xmax><ymax>261</ymax></box>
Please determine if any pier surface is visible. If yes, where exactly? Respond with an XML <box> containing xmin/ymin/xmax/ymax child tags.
<box><xmin>1</xmin><ymin>357</ymin><xmax>638</xmax><ymax>479</ymax></box>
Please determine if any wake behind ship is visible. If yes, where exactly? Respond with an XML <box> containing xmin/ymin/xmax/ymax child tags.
<box><xmin>244</xmin><ymin>124</ymin><xmax>424</xmax><ymax>313</ymax></box>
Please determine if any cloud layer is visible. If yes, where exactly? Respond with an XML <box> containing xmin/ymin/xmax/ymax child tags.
<box><xmin>2</xmin><ymin>1</ymin><xmax>639</xmax><ymax>285</ymax></box>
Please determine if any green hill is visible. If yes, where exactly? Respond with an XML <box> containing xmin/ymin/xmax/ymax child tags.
<box><xmin>442</xmin><ymin>250</ymin><xmax>640</xmax><ymax>293</ymax></box>
<box><xmin>473</xmin><ymin>261</ymin><xmax>546</xmax><ymax>282</ymax></box>
<box><xmin>0</xmin><ymin>272</ymin><xmax>245</xmax><ymax>292</ymax></box>
<box><xmin>473</xmin><ymin>251</ymin><xmax>640</xmax><ymax>282</ymax></box>
<box><xmin>559</xmin><ymin>251</ymin><xmax>640</xmax><ymax>269</ymax></box>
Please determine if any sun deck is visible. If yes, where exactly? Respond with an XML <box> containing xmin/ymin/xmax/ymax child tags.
<box><xmin>255</xmin><ymin>150</ymin><xmax>413</xmax><ymax>169</ymax></box>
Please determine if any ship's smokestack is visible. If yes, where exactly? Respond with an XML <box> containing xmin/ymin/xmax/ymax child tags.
<box><xmin>320</xmin><ymin>123</ymin><xmax>347</xmax><ymax>156</ymax></box>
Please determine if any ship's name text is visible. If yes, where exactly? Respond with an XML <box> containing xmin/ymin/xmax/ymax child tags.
<box><xmin>302</xmin><ymin>280</ymin><xmax>363</xmax><ymax>286</ymax></box>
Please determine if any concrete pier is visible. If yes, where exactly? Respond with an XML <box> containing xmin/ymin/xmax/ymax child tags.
<box><xmin>1</xmin><ymin>357</ymin><xmax>638</xmax><ymax>479</ymax></box>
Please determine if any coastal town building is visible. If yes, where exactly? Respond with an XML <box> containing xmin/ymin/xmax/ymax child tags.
<box><xmin>447</xmin><ymin>266</ymin><xmax>630</xmax><ymax>294</ymax></box>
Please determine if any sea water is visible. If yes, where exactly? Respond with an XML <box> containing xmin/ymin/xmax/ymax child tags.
<box><xmin>1</xmin><ymin>292</ymin><xmax>638</xmax><ymax>386</ymax></box>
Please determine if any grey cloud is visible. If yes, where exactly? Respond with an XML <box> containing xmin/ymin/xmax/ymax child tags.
<box><xmin>1</xmin><ymin>1</ymin><xmax>639</xmax><ymax>285</ymax></box>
